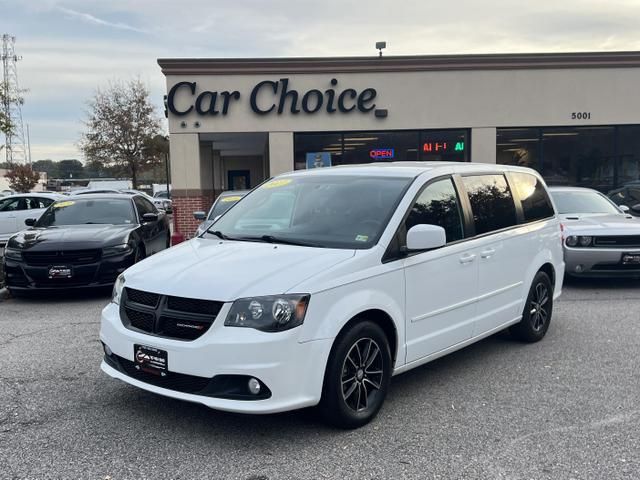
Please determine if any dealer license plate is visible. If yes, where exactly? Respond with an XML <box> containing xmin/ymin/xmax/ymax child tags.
<box><xmin>134</xmin><ymin>344</ymin><xmax>168</xmax><ymax>376</ymax></box>
<box><xmin>48</xmin><ymin>265</ymin><xmax>72</xmax><ymax>279</ymax></box>
<box><xmin>622</xmin><ymin>253</ymin><xmax>640</xmax><ymax>265</ymax></box>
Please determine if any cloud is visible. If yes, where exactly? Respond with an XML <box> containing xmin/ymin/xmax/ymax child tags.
<box><xmin>55</xmin><ymin>6</ymin><xmax>148</xmax><ymax>33</ymax></box>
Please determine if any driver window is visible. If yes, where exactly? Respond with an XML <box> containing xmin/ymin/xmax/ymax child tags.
<box><xmin>405</xmin><ymin>178</ymin><xmax>464</xmax><ymax>243</ymax></box>
<box><xmin>0</xmin><ymin>198</ymin><xmax>25</xmax><ymax>212</ymax></box>
<box><xmin>134</xmin><ymin>197</ymin><xmax>155</xmax><ymax>218</ymax></box>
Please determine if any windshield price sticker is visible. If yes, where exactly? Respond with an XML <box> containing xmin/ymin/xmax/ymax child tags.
<box><xmin>355</xmin><ymin>235</ymin><xmax>369</xmax><ymax>242</ymax></box>
<box><xmin>53</xmin><ymin>201</ymin><xmax>75</xmax><ymax>208</ymax></box>
<box><xmin>221</xmin><ymin>196</ymin><xmax>243</xmax><ymax>202</ymax></box>
<box><xmin>264</xmin><ymin>179</ymin><xmax>292</xmax><ymax>189</ymax></box>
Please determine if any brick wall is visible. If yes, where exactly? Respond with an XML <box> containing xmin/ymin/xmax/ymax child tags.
<box><xmin>172</xmin><ymin>193</ymin><xmax>215</xmax><ymax>238</ymax></box>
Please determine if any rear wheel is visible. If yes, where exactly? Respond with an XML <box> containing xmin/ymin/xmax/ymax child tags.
<box><xmin>319</xmin><ymin>321</ymin><xmax>392</xmax><ymax>429</ymax></box>
<box><xmin>510</xmin><ymin>271</ymin><xmax>553</xmax><ymax>342</ymax></box>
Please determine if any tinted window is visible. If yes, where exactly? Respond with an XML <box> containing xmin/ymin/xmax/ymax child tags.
<box><xmin>462</xmin><ymin>175</ymin><xmax>517</xmax><ymax>235</ymax></box>
<box><xmin>405</xmin><ymin>178</ymin><xmax>464</xmax><ymax>243</ymax></box>
<box><xmin>550</xmin><ymin>191</ymin><xmax>620</xmax><ymax>215</ymax></box>
<box><xmin>510</xmin><ymin>172</ymin><xmax>555</xmax><ymax>222</ymax></box>
<box><xmin>37</xmin><ymin>198</ymin><xmax>136</xmax><ymax>226</ymax></box>
<box><xmin>0</xmin><ymin>197</ymin><xmax>24</xmax><ymax>212</ymax></box>
<box><xmin>134</xmin><ymin>197</ymin><xmax>155</xmax><ymax>217</ymax></box>
<box><xmin>25</xmin><ymin>197</ymin><xmax>54</xmax><ymax>209</ymax></box>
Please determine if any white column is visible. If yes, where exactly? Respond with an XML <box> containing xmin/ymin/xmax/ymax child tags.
<box><xmin>268</xmin><ymin>132</ymin><xmax>294</xmax><ymax>176</ymax></box>
<box><xmin>471</xmin><ymin>127</ymin><xmax>497</xmax><ymax>164</ymax></box>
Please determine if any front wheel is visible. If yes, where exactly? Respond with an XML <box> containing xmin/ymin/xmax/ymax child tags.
<box><xmin>510</xmin><ymin>271</ymin><xmax>553</xmax><ymax>342</ymax></box>
<box><xmin>319</xmin><ymin>321</ymin><xmax>392</xmax><ymax>429</ymax></box>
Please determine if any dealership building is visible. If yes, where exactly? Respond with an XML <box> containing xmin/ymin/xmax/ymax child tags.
<box><xmin>158</xmin><ymin>51</ymin><xmax>640</xmax><ymax>235</ymax></box>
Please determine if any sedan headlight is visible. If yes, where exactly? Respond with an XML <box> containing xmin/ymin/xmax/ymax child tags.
<box><xmin>224</xmin><ymin>294</ymin><xmax>310</xmax><ymax>332</ymax></box>
<box><xmin>103</xmin><ymin>243</ymin><xmax>133</xmax><ymax>257</ymax></box>
<box><xmin>112</xmin><ymin>274</ymin><xmax>125</xmax><ymax>305</ymax></box>
<box><xmin>565</xmin><ymin>236</ymin><xmax>578</xmax><ymax>247</ymax></box>
<box><xmin>579</xmin><ymin>236</ymin><xmax>593</xmax><ymax>247</ymax></box>
<box><xmin>3</xmin><ymin>247</ymin><xmax>22</xmax><ymax>261</ymax></box>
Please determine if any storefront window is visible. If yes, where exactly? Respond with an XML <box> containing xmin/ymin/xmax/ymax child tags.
<box><xmin>617</xmin><ymin>126</ymin><xmax>640</xmax><ymax>187</ymax></box>
<box><xmin>496</xmin><ymin>128</ymin><xmax>540</xmax><ymax>169</ymax></box>
<box><xmin>294</xmin><ymin>129</ymin><xmax>468</xmax><ymax>169</ymax></box>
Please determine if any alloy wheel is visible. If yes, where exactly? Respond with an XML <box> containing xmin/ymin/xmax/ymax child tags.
<box><xmin>529</xmin><ymin>282</ymin><xmax>549</xmax><ymax>332</ymax></box>
<box><xmin>341</xmin><ymin>338</ymin><xmax>384</xmax><ymax>412</ymax></box>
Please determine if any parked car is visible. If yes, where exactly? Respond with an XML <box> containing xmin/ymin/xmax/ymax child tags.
<box><xmin>3</xmin><ymin>193</ymin><xmax>170</xmax><ymax>293</ymax></box>
<box><xmin>0</xmin><ymin>193</ymin><xmax>63</xmax><ymax>245</ymax></box>
<box><xmin>193</xmin><ymin>190</ymin><xmax>249</xmax><ymax>236</ymax></box>
<box><xmin>120</xmin><ymin>189</ymin><xmax>171</xmax><ymax>213</ymax></box>
<box><xmin>100</xmin><ymin>162</ymin><xmax>564</xmax><ymax>428</ymax></box>
<box><xmin>72</xmin><ymin>188</ymin><xmax>121</xmax><ymax>195</ymax></box>
<box><xmin>607</xmin><ymin>182</ymin><xmax>640</xmax><ymax>217</ymax></box>
<box><xmin>153</xmin><ymin>190</ymin><xmax>173</xmax><ymax>213</ymax></box>
<box><xmin>550</xmin><ymin>186</ymin><xmax>640</xmax><ymax>277</ymax></box>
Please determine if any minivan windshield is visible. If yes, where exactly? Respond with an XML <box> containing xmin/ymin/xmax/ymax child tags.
<box><xmin>208</xmin><ymin>175</ymin><xmax>412</xmax><ymax>249</ymax></box>
<box><xmin>36</xmin><ymin>198</ymin><xmax>136</xmax><ymax>227</ymax></box>
<box><xmin>551</xmin><ymin>191</ymin><xmax>620</xmax><ymax>215</ymax></box>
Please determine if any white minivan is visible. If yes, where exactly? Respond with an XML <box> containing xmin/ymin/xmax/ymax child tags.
<box><xmin>101</xmin><ymin>162</ymin><xmax>564</xmax><ymax>428</ymax></box>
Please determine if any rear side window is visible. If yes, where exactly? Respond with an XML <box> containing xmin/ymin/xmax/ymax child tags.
<box><xmin>462</xmin><ymin>174</ymin><xmax>517</xmax><ymax>235</ymax></box>
<box><xmin>510</xmin><ymin>172</ymin><xmax>555</xmax><ymax>222</ymax></box>
<box><xmin>405</xmin><ymin>178</ymin><xmax>464</xmax><ymax>243</ymax></box>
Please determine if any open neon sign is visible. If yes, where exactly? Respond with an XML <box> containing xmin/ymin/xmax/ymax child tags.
<box><xmin>369</xmin><ymin>148</ymin><xmax>394</xmax><ymax>159</ymax></box>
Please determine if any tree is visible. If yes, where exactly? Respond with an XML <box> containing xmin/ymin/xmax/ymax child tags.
<box><xmin>32</xmin><ymin>159</ymin><xmax>59</xmax><ymax>178</ymax></box>
<box><xmin>80</xmin><ymin>79</ymin><xmax>162</xmax><ymax>188</ymax></box>
<box><xmin>0</xmin><ymin>83</ymin><xmax>12</xmax><ymax>155</ymax></box>
<box><xmin>57</xmin><ymin>159</ymin><xmax>84</xmax><ymax>179</ymax></box>
<box><xmin>4</xmin><ymin>164</ymin><xmax>40</xmax><ymax>192</ymax></box>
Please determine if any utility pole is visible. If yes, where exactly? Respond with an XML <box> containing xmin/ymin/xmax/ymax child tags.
<box><xmin>1</xmin><ymin>34</ymin><xmax>27</xmax><ymax>165</ymax></box>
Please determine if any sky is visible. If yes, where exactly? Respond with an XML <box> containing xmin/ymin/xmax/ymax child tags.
<box><xmin>3</xmin><ymin>0</ymin><xmax>640</xmax><ymax>162</ymax></box>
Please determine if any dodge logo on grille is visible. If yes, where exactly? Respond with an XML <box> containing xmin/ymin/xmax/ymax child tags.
<box><xmin>176</xmin><ymin>322</ymin><xmax>204</xmax><ymax>330</ymax></box>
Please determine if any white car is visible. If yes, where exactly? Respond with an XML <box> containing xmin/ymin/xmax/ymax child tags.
<box><xmin>100</xmin><ymin>162</ymin><xmax>564</xmax><ymax>428</ymax></box>
<box><xmin>0</xmin><ymin>193</ymin><xmax>63</xmax><ymax>245</ymax></box>
<box><xmin>550</xmin><ymin>186</ymin><xmax>640</xmax><ymax>277</ymax></box>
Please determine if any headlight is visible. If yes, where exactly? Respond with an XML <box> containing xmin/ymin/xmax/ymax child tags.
<box><xmin>565</xmin><ymin>236</ymin><xmax>578</xmax><ymax>247</ymax></box>
<box><xmin>224</xmin><ymin>294</ymin><xmax>310</xmax><ymax>332</ymax></box>
<box><xmin>579</xmin><ymin>236</ymin><xmax>592</xmax><ymax>247</ymax></box>
<box><xmin>103</xmin><ymin>243</ymin><xmax>133</xmax><ymax>257</ymax></box>
<box><xmin>3</xmin><ymin>247</ymin><xmax>22</xmax><ymax>261</ymax></box>
<box><xmin>112</xmin><ymin>274</ymin><xmax>125</xmax><ymax>305</ymax></box>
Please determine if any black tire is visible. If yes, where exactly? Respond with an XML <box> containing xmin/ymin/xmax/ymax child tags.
<box><xmin>318</xmin><ymin>321</ymin><xmax>392</xmax><ymax>429</ymax></box>
<box><xmin>510</xmin><ymin>271</ymin><xmax>553</xmax><ymax>342</ymax></box>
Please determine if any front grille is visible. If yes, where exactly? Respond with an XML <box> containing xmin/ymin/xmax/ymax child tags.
<box><xmin>592</xmin><ymin>263</ymin><xmax>640</xmax><ymax>271</ymax></box>
<box><xmin>126</xmin><ymin>288</ymin><xmax>159</xmax><ymax>307</ymax></box>
<box><xmin>22</xmin><ymin>249</ymin><xmax>101</xmax><ymax>266</ymax></box>
<box><xmin>124</xmin><ymin>307</ymin><xmax>155</xmax><ymax>332</ymax></box>
<box><xmin>593</xmin><ymin>236</ymin><xmax>640</xmax><ymax>248</ymax></box>
<box><xmin>167</xmin><ymin>296</ymin><xmax>222</xmax><ymax>316</ymax></box>
<box><xmin>120</xmin><ymin>289</ymin><xmax>223</xmax><ymax>341</ymax></box>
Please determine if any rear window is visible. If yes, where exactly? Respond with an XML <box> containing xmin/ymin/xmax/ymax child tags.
<box><xmin>462</xmin><ymin>174</ymin><xmax>517</xmax><ymax>235</ymax></box>
<box><xmin>510</xmin><ymin>172</ymin><xmax>555</xmax><ymax>222</ymax></box>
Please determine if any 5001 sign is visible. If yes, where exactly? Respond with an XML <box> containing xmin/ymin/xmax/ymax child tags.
<box><xmin>571</xmin><ymin>112</ymin><xmax>591</xmax><ymax>120</ymax></box>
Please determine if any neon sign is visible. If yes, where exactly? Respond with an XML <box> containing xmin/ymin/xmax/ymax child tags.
<box><xmin>423</xmin><ymin>141</ymin><xmax>465</xmax><ymax>152</ymax></box>
<box><xmin>369</xmin><ymin>148</ymin><xmax>394</xmax><ymax>159</ymax></box>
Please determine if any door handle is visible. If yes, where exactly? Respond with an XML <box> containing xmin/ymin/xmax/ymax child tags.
<box><xmin>480</xmin><ymin>248</ymin><xmax>496</xmax><ymax>259</ymax></box>
<box><xmin>459</xmin><ymin>253</ymin><xmax>476</xmax><ymax>264</ymax></box>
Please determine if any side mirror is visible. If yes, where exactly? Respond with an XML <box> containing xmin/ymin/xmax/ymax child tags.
<box><xmin>142</xmin><ymin>213</ymin><xmax>159</xmax><ymax>223</ymax></box>
<box><xmin>619</xmin><ymin>205</ymin><xmax>630</xmax><ymax>213</ymax></box>
<box><xmin>406</xmin><ymin>224</ymin><xmax>446</xmax><ymax>251</ymax></box>
<box><xmin>193</xmin><ymin>211</ymin><xmax>206</xmax><ymax>221</ymax></box>
<box><xmin>24</xmin><ymin>218</ymin><xmax>37</xmax><ymax>227</ymax></box>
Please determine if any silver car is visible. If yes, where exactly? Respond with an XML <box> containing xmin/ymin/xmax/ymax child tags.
<box><xmin>550</xmin><ymin>187</ymin><xmax>640</xmax><ymax>277</ymax></box>
<box><xmin>193</xmin><ymin>190</ymin><xmax>249</xmax><ymax>236</ymax></box>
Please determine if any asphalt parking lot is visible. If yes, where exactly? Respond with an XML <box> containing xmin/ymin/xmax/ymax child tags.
<box><xmin>1</xmin><ymin>280</ymin><xmax>639</xmax><ymax>480</ymax></box>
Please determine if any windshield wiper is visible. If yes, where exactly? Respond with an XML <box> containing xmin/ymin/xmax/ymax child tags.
<box><xmin>236</xmin><ymin>235</ymin><xmax>322</xmax><ymax>248</ymax></box>
<box><xmin>206</xmin><ymin>230</ymin><xmax>231</xmax><ymax>240</ymax></box>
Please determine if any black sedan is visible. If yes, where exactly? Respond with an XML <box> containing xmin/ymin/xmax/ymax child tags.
<box><xmin>3</xmin><ymin>194</ymin><xmax>170</xmax><ymax>293</ymax></box>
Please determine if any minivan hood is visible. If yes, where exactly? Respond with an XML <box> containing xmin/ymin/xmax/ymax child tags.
<box><xmin>122</xmin><ymin>238</ymin><xmax>356</xmax><ymax>301</ymax></box>
<box><xmin>560</xmin><ymin>213</ymin><xmax>640</xmax><ymax>235</ymax></box>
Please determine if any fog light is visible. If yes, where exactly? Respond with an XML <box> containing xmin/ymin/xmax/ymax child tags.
<box><xmin>575</xmin><ymin>264</ymin><xmax>584</xmax><ymax>273</ymax></box>
<box><xmin>104</xmin><ymin>344</ymin><xmax>113</xmax><ymax>356</ymax></box>
<box><xmin>248</xmin><ymin>378</ymin><xmax>261</xmax><ymax>395</ymax></box>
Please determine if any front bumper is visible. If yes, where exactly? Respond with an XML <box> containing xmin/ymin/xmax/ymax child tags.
<box><xmin>564</xmin><ymin>246</ymin><xmax>640</xmax><ymax>277</ymax></box>
<box><xmin>4</xmin><ymin>251</ymin><xmax>135</xmax><ymax>290</ymax></box>
<box><xmin>100</xmin><ymin>302</ymin><xmax>333</xmax><ymax>414</ymax></box>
